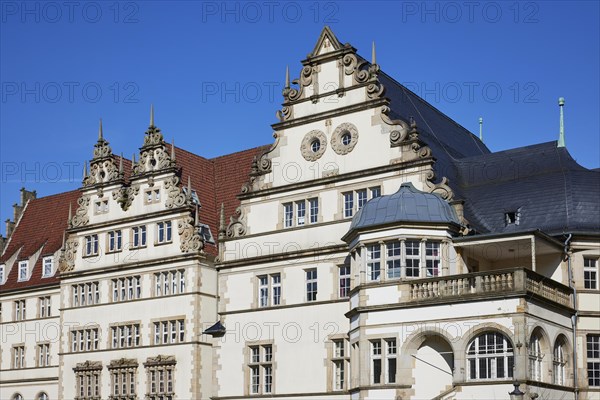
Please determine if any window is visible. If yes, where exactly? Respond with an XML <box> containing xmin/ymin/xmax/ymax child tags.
<box><xmin>386</xmin><ymin>339</ymin><xmax>397</xmax><ymax>383</ymax></box>
<box><xmin>528</xmin><ymin>333</ymin><xmax>543</xmax><ymax>381</ymax></box>
<box><xmin>371</xmin><ymin>340</ymin><xmax>382</xmax><ymax>384</ymax></box>
<box><xmin>145</xmin><ymin>356</ymin><xmax>176</xmax><ymax>400</ymax></box>
<box><xmin>257</xmin><ymin>273</ymin><xmax>281</xmax><ymax>307</ymax></box>
<box><xmin>74</xmin><ymin>362</ymin><xmax>102</xmax><ymax>399</ymax></box>
<box><xmin>132</xmin><ymin>226</ymin><xmax>147</xmax><ymax>248</ymax></box>
<box><xmin>338</xmin><ymin>265</ymin><xmax>351</xmax><ymax>298</ymax></box>
<box><xmin>70</xmin><ymin>328</ymin><xmax>100</xmax><ymax>352</ymax></box>
<box><xmin>467</xmin><ymin>332</ymin><xmax>514</xmax><ymax>380</ymax></box>
<box><xmin>109</xmin><ymin>359</ymin><xmax>138</xmax><ymax>399</ymax></box>
<box><xmin>0</xmin><ymin>264</ymin><xmax>5</xmax><ymax>284</ymax></box>
<box><xmin>425</xmin><ymin>241</ymin><xmax>441</xmax><ymax>277</ymax></box>
<box><xmin>18</xmin><ymin>261</ymin><xmax>28</xmax><ymax>281</ymax></box>
<box><xmin>370</xmin><ymin>338</ymin><xmax>396</xmax><ymax>385</ymax></box>
<box><xmin>367</xmin><ymin>244</ymin><xmax>381</xmax><ymax>281</ymax></box>
<box><xmin>588</xmin><ymin>334</ymin><xmax>600</xmax><ymax>387</ymax></box>
<box><xmin>145</xmin><ymin>189</ymin><xmax>161</xmax><ymax>204</ymax></box>
<box><xmin>332</xmin><ymin>339</ymin><xmax>349</xmax><ymax>390</ymax></box>
<box><xmin>71</xmin><ymin>282</ymin><xmax>100</xmax><ymax>307</ymax></box>
<box><xmin>108</xmin><ymin>230</ymin><xmax>122</xmax><ymax>252</ymax></box>
<box><xmin>306</xmin><ymin>269</ymin><xmax>317</xmax><ymax>302</ymax></box>
<box><xmin>387</xmin><ymin>241</ymin><xmax>401</xmax><ymax>279</ymax></box>
<box><xmin>584</xmin><ymin>258</ymin><xmax>598</xmax><ymax>289</ymax></box>
<box><xmin>157</xmin><ymin>221</ymin><xmax>172</xmax><ymax>244</ymax></box>
<box><xmin>42</xmin><ymin>257</ymin><xmax>53</xmax><ymax>277</ymax></box>
<box><xmin>343</xmin><ymin>187</ymin><xmax>381</xmax><ymax>218</ymax></box>
<box><xmin>248</xmin><ymin>344</ymin><xmax>273</xmax><ymax>394</ymax></box>
<box><xmin>153</xmin><ymin>319</ymin><xmax>185</xmax><ymax>345</ymax></box>
<box><xmin>37</xmin><ymin>343</ymin><xmax>50</xmax><ymax>367</ymax></box>
<box><xmin>110</xmin><ymin>323</ymin><xmax>141</xmax><ymax>348</ymax></box>
<box><xmin>405</xmin><ymin>240</ymin><xmax>420</xmax><ymax>277</ymax></box>
<box><xmin>112</xmin><ymin>276</ymin><xmax>141</xmax><ymax>302</ymax></box>
<box><xmin>309</xmin><ymin>198</ymin><xmax>319</xmax><ymax>223</ymax></box>
<box><xmin>39</xmin><ymin>296</ymin><xmax>51</xmax><ymax>318</ymax></box>
<box><xmin>283</xmin><ymin>199</ymin><xmax>319</xmax><ymax>228</ymax></box>
<box><xmin>14</xmin><ymin>300</ymin><xmax>26</xmax><ymax>321</ymax></box>
<box><xmin>84</xmin><ymin>235</ymin><xmax>99</xmax><ymax>256</ymax></box>
<box><xmin>95</xmin><ymin>199</ymin><xmax>109</xmax><ymax>214</ymax></box>
<box><xmin>12</xmin><ymin>345</ymin><xmax>25</xmax><ymax>369</ymax></box>
<box><xmin>553</xmin><ymin>337</ymin><xmax>567</xmax><ymax>385</ymax></box>
<box><xmin>154</xmin><ymin>270</ymin><xmax>185</xmax><ymax>297</ymax></box>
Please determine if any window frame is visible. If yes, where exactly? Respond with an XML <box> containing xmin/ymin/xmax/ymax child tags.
<box><xmin>466</xmin><ymin>332</ymin><xmax>514</xmax><ymax>381</ymax></box>
<box><xmin>584</xmin><ymin>258</ymin><xmax>599</xmax><ymax>290</ymax></box>
<box><xmin>17</xmin><ymin>260</ymin><xmax>28</xmax><ymax>281</ymax></box>
<box><xmin>338</xmin><ymin>265</ymin><xmax>351</xmax><ymax>298</ymax></box>
<box><xmin>588</xmin><ymin>334</ymin><xmax>600</xmax><ymax>387</ymax></box>
<box><xmin>247</xmin><ymin>344</ymin><xmax>274</xmax><ymax>395</ymax></box>
<box><xmin>42</xmin><ymin>257</ymin><xmax>53</xmax><ymax>278</ymax></box>
<box><xmin>156</xmin><ymin>221</ymin><xmax>173</xmax><ymax>245</ymax></box>
<box><xmin>306</xmin><ymin>268</ymin><xmax>318</xmax><ymax>302</ymax></box>
<box><xmin>131</xmin><ymin>225</ymin><xmax>147</xmax><ymax>249</ymax></box>
<box><xmin>84</xmin><ymin>234</ymin><xmax>99</xmax><ymax>257</ymax></box>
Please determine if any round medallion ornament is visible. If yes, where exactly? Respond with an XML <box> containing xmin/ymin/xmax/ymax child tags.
<box><xmin>331</xmin><ymin>123</ymin><xmax>359</xmax><ymax>155</ymax></box>
<box><xmin>301</xmin><ymin>130</ymin><xmax>327</xmax><ymax>161</ymax></box>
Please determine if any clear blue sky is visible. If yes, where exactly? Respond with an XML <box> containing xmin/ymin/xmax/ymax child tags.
<box><xmin>1</xmin><ymin>1</ymin><xmax>599</xmax><ymax>235</ymax></box>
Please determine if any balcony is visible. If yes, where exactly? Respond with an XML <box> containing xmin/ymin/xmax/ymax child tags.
<box><xmin>405</xmin><ymin>267</ymin><xmax>573</xmax><ymax>308</ymax></box>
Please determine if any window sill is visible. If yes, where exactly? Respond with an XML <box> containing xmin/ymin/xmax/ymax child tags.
<box><xmin>154</xmin><ymin>241</ymin><xmax>173</xmax><ymax>247</ymax></box>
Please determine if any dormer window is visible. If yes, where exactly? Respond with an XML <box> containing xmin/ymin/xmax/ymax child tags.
<box><xmin>505</xmin><ymin>209</ymin><xmax>521</xmax><ymax>226</ymax></box>
<box><xmin>0</xmin><ymin>264</ymin><xmax>5</xmax><ymax>284</ymax></box>
<box><xmin>42</xmin><ymin>257</ymin><xmax>53</xmax><ymax>278</ymax></box>
<box><xmin>18</xmin><ymin>261</ymin><xmax>28</xmax><ymax>281</ymax></box>
<box><xmin>95</xmin><ymin>199</ymin><xmax>109</xmax><ymax>214</ymax></box>
<box><xmin>145</xmin><ymin>189</ymin><xmax>161</xmax><ymax>204</ymax></box>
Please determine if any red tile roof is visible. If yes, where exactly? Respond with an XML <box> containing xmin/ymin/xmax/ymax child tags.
<box><xmin>0</xmin><ymin>144</ymin><xmax>269</xmax><ymax>290</ymax></box>
<box><xmin>0</xmin><ymin>190</ymin><xmax>80</xmax><ymax>291</ymax></box>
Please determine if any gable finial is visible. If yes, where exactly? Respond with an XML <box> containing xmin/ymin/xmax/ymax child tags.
<box><xmin>171</xmin><ymin>139</ymin><xmax>176</xmax><ymax>161</ymax></box>
<box><xmin>479</xmin><ymin>117</ymin><xmax>483</xmax><ymax>142</ymax></box>
<box><xmin>219</xmin><ymin>202</ymin><xmax>225</xmax><ymax>231</ymax></box>
<box><xmin>68</xmin><ymin>202</ymin><xmax>72</xmax><ymax>221</ymax></box>
<box><xmin>187</xmin><ymin>176</ymin><xmax>192</xmax><ymax>199</ymax></box>
<box><xmin>119</xmin><ymin>153</ymin><xmax>124</xmax><ymax>174</ymax></box>
<box><xmin>150</xmin><ymin>104</ymin><xmax>155</xmax><ymax>127</ymax></box>
<box><xmin>558</xmin><ymin>97</ymin><xmax>566</xmax><ymax>148</ymax></box>
<box><xmin>83</xmin><ymin>161</ymin><xmax>88</xmax><ymax>178</ymax></box>
<box><xmin>285</xmin><ymin>65</ymin><xmax>290</xmax><ymax>89</ymax></box>
<box><xmin>98</xmin><ymin>118</ymin><xmax>103</xmax><ymax>140</ymax></box>
<box><xmin>194</xmin><ymin>203</ymin><xmax>199</xmax><ymax>226</ymax></box>
<box><xmin>132</xmin><ymin>153</ymin><xmax>136</xmax><ymax>166</ymax></box>
<box><xmin>372</xmin><ymin>41</ymin><xmax>376</xmax><ymax>65</ymax></box>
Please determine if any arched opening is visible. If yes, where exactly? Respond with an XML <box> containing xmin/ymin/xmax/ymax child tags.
<box><xmin>12</xmin><ymin>393</ymin><xmax>23</xmax><ymax>400</ymax></box>
<box><xmin>553</xmin><ymin>334</ymin><xmax>570</xmax><ymax>385</ymax></box>
<box><xmin>466</xmin><ymin>331</ymin><xmax>514</xmax><ymax>381</ymax></box>
<box><xmin>412</xmin><ymin>334</ymin><xmax>454</xmax><ymax>400</ymax></box>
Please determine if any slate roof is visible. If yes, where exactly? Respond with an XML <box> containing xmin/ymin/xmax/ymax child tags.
<box><xmin>346</xmin><ymin>182</ymin><xmax>460</xmax><ymax>237</ymax></box>
<box><xmin>452</xmin><ymin>141</ymin><xmax>600</xmax><ymax>235</ymax></box>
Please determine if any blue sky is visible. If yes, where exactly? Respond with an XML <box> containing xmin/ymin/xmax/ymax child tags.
<box><xmin>1</xmin><ymin>1</ymin><xmax>599</xmax><ymax>235</ymax></box>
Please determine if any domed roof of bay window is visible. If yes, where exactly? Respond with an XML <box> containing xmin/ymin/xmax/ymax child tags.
<box><xmin>346</xmin><ymin>183</ymin><xmax>460</xmax><ymax>235</ymax></box>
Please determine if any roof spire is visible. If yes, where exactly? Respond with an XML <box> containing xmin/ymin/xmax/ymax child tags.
<box><xmin>194</xmin><ymin>203</ymin><xmax>199</xmax><ymax>226</ymax></box>
<box><xmin>372</xmin><ymin>41</ymin><xmax>376</xmax><ymax>65</ymax></box>
<box><xmin>558</xmin><ymin>97</ymin><xmax>566</xmax><ymax>148</ymax></box>
<box><xmin>187</xmin><ymin>176</ymin><xmax>192</xmax><ymax>198</ymax></box>
<box><xmin>119</xmin><ymin>153</ymin><xmax>124</xmax><ymax>174</ymax></box>
<box><xmin>68</xmin><ymin>202</ymin><xmax>72</xmax><ymax>221</ymax></box>
<box><xmin>479</xmin><ymin>117</ymin><xmax>483</xmax><ymax>142</ymax></box>
<box><xmin>83</xmin><ymin>161</ymin><xmax>88</xmax><ymax>178</ymax></box>
<box><xmin>132</xmin><ymin>153</ymin><xmax>136</xmax><ymax>166</ymax></box>
<box><xmin>285</xmin><ymin>65</ymin><xmax>290</xmax><ymax>89</ymax></box>
<box><xmin>62</xmin><ymin>229</ymin><xmax>66</xmax><ymax>249</ymax></box>
<box><xmin>98</xmin><ymin>118</ymin><xmax>103</xmax><ymax>140</ymax></box>
<box><xmin>171</xmin><ymin>139</ymin><xmax>176</xmax><ymax>161</ymax></box>
<box><xmin>219</xmin><ymin>203</ymin><xmax>225</xmax><ymax>233</ymax></box>
<box><xmin>150</xmin><ymin>104</ymin><xmax>154</xmax><ymax>127</ymax></box>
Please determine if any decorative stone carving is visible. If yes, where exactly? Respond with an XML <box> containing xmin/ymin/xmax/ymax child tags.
<box><xmin>331</xmin><ymin>122</ymin><xmax>359</xmax><ymax>155</ymax></box>
<box><xmin>285</xmin><ymin>65</ymin><xmax>315</xmax><ymax>102</ymax></box>
<box><xmin>226</xmin><ymin>206</ymin><xmax>247</xmax><ymax>238</ymax></box>
<box><xmin>144</xmin><ymin>355</ymin><xmax>176</xmax><ymax>366</ymax></box>
<box><xmin>300</xmin><ymin>130</ymin><xmax>327</xmax><ymax>161</ymax></box>
<box><xmin>108</xmin><ymin>358</ymin><xmax>138</xmax><ymax>368</ymax></box>
<box><xmin>70</xmin><ymin>195</ymin><xmax>90</xmax><ymax>228</ymax></box>
<box><xmin>131</xmin><ymin>123</ymin><xmax>176</xmax><ymax>177</ymax></box>
<box><xmin>424</xmin><ymin>169</ymin><xmax>454</xmax><ymax>201</ymax></box>
<box><xmin>164</xmin><ymin>176</ymin><xmax>187</xmax><ymax>208</ymax></box>
<box><xmin>73</xmin><ymin>360</ymin><xmax>102</xmax><ymax>371</ymax></box>
<box><xmin>178</xmin><ymin>215</ymin><xmax>204</xmax><ymax>253</ymax></box>
<box><xmin>112</xmin><ymin>184</ymin><xmax>139</xmax><ymax>211</ymax></box>
<box><xmin>276</xmin><ymin>105</ymin><xmax>293</xmax><ymax>122</ymax></box>
<box><xmin>241</xmin><ymin>133</ymin><xmax>280</xmax><ymax>194</ymax></box>
<box><xmin>58</xmin><ymin>238</ymin><xmax>78</xmax><ymax>273</ymax></box>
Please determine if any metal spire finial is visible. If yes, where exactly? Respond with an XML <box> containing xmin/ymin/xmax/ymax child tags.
<box><xmin>171</xmin><ymin>139</ymin><xmax>176</xmax><ymax>161</ymax></box>
<box><xmin>119</xmin><ymin>153</ymin><xmax>124</xmax><ymax>174</ymax></box>
<box><xmin>194</xmin><ymin>204</ymin><xmax>199</xmax><ymax>226</ymax></box>
<box><xmin>150</xmin><ymin>104</ymin><xmax>154</xmax><ymax>127</ymax></box>
<box><xmin>98</xmin><ymin>118</ymin><xmax>103</xmax><ymax>140</ymax></box>
<box><xmin>285</xmin><ymin>65</ymin><xmax>290</xmax><ymax>89</ymax></box>
<box><xmin>558</xmin><ymin>97</ymin><xmax>566</xmax><ymax>148</ymax></box>
<box><xmin>479</xmin><ymin>117</ymin><xmax>483</xmax><ymax>142</ymax></box>
<box><xmin>83</xmin><ymin>161</ymin><xmax>88</xmax><ymax>178</ymax></box>
<box><xmin>372</xmin><ymin>41</ymin><xmax>376</xmax><ymax>65</ymax></box>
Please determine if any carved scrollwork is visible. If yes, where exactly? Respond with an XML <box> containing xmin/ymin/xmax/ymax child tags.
<box><xmin>178</xmin><ymin>216</ymin><xmax>204</xmax><ymax>253</ymax></box>
<box><xmin>366</xmin><ymin>81</ymin><xmax>385</xmax><ymax>99</ymax></box>
<box><xmin>343</xmin><ymin>54</ymin><xmax>370</xmax><ymax>83</ymax></box>
<box><xmin>276</xmin><ymin>105</ymin><xmax>293</xmax><ymax>122</ymax></box>
<box><xmin>58</xmin><ymin>238</ymin><xmax>78</xmax><ymax>273</ymax></box>
<box><xmin>226</xmin><ymin>206</ymin><xmax>247</xmax><ymax>238</ymax></box>
<box><xmin>143</xmin><ymin>125</ymin><xmax>164</xmax><ymax>147</ymax></box>
<box><xmin>164</xmin><ymin>176</ymin><xmax>187</xmax><ymax>208</ymax></box>
<box><xmin>70</xmin><ymin>196</ymin><xmax>90</xmax><ymax>228</ymax></box>
<box><xmin>74</xmin><ymin>360</ymin><xmax>102</xmax><ymax>371</ymax></box>
<box><xmin>300</xmin><ymin>130</ymin><xmax>327</xmax><ymax>162</ymax></box>
<box><xmin>424</xmin><ymin>170</ymin><xmax>454</xmax><ymax>201</ymax></box>
<box><xmin>112</xmin><ymin>184</ymin><xmax>139</xmax><ymax>211</ymax></box>
<box><xmin>286</xmin><ymin>65</ymin><xmax>314</xmax><ymax>102</ymax></box>
<box><xmin>331</xmin><ymin>122</ymin><xmax>359</xmax><ymax>155</ymax></box>
<box><xmin>144</xmin><ymin>355</ymin><xmax>176</xmax><ymax>366</ymax></box>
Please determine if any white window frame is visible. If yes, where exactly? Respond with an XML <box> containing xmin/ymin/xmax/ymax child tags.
<box><xmin>132</xmin><ymin>225</ymin><xmax>147</xmax><ymax>248</ymax></box>
<box><xmin>157</xmin><ymin>221</ymin><xmax>172</xmax><ymax>244</ymax></box>
<box><xmin>15</xmin><ymin>299</ymin><xmax>26</xmax><ymax>321</ymax></box>
<box><xmin>386</xmin><ymin>241</ymin><xmax>401</xmax><ymax>279</ymax></box>
<box><xmin>338</xmin><ymin>265</ymin><xmax>350</xmax><ymax>298</ymax></box>
<box><xmin>306</xmin><ymin>268</ymin><xmax>317</xmax><ymax>302</ymax></box>
<box><xmin>425</xmin><ymin>241</ymin><xmax>441</xmax><ymax>277</ymax></box>
<box><xmin>39</xmin><ymin>296</ymin><xmax>51</xmax><ymax>318</ymax></box>
<box><xmin>0</xmin><ymin>264</ymin><xmax>5</xmax><ymax>284</ymax></box>
<box><xmin>366</xmin><ymin>244</ymin><xmax>381</xmax><ymax>282</ymax></box>
<box><xmin>309</xmin><ymin>198</ymin><xmax>319</xmax><ymax>223</ymax></box>
<box><xmin>108</xmin><ymin>230</ymin><xmax>122</xmax><ymax>252</ymax></box>
<box><xmin>588</xmin><ymin>334</ymin><xmax>600</xmax><ymax>387</ymax></box>
<box><xmin>257</xmin><ymin>273</ymin><xmax>281</xmax><ymax>307</ymax></box>
<box><xmin>84</xmin><ymin>234</ymin><xmax>99</xmax><ymax>256</ymax></box>
<box><xmin>405</xmin><ymin>240</ymin><xmax>420</xmax><ymax>278</ymax></box>
<box><xmin>37</xmin><ymin>343</ymin><xmax>50</xmax><ymax>367</ymax></box>
<box><xmin>248</xmin><ymin>344</ymin><xmax>273</xmax><ymax>395</ymax></box>
<box><xmin>343</xmin><ymin>187</ymin><xmax>382</xmax><ymax>218</ymax></box>
<box><xmin>584</xmin><ymin>258</ymin><xmax>598</xmax><ymax>290</ymax></box>
<box><xmin>42</xmin><ymin>257</ymin><xmax>53</xmax><ymax>277</ymax></box>
<box><xmin>332</xmin><ymin>338</ymin><xmax>349</xmax><ymax>390</ymax></box>
<box><xmin>467</xmin><ymin>332</ymin><xmax>514</xmax><ymax>381</ymax></box>
<box><xmin>94</xmin><ymin>199</ymin><xmax>109</xmax><ymax>214</ymax></box>
<box><xmin>528</xmin><ymin>333</ymin><xmax>543</xmax><ymax>381</ymax></box>
<box><xmin>553</xmin><ymin>339</ymin><xmax>567</xmax><ymax>385</ymax></box>
<box><xmin>18</xmin><ymin>261</ymin><xmax>28</xmax><ymax>281</ymax></box>
<box><xmin>13</xmin><ymin>345</ymin><xmax>25</xmax><ymax>369</ymax></box>
<box><xmin>145</xmin><ymin>188</ymin><xmax>161</xmax><ymax>204</ymax></box>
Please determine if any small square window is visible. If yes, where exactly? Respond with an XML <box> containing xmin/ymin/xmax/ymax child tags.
<box><xmin>95</xmin><ymin>199</ymin><xmax>109</xmax><ymax>214</ymax></box>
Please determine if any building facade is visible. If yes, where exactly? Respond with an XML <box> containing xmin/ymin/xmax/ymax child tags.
<box><xmin>1</xmin><ymin>27</ymin><xmax>599</xmax><ymax>400</ymax></box>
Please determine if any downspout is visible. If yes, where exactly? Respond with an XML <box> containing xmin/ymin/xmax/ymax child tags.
<box><xmin>564</xmin><ymin>234</ymin><xmax>578</xmax><ymax>400</ymax></box>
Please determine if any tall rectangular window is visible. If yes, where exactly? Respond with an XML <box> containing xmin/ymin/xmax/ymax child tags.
<box><xmin>588</xmin><ymin>334</ymin><xmax>600</xmax><ymax>387</ymax></box>
<box><xmin>367</xmin><ymin>244</ymin><xmax>381</xmax><ymax>281</ymax></box>
<box><xmin>257</xmin><ymin>274</ymin><xmax>281</xmax><ymax>307</ymax></box>
<box><xmin>584</xmin><ymin>258</ymin><xmax>598</xmax><ymax>289</ymax></box>
<box><xmin>332</xmin><ymin>339</ymin><xmax>349</xmax><ymax>390</ymax></box>
<box><xmin>0</xmin><ymin>264</ymin><xmax>5</xmax><ymax>284</ymax></box>
<box><xmin>343</xmin><ymin>192</ymin><xmax>354</xmax><ymax>218</ymax></box>
<box><xmin>42</xmin><ymin>257</ymin><xmax>53</xmax><ymax>277</ymax></box>
<box><xmin>248</xmin><ymin>344</ymin><xmax>273</xmax><ymax>395</ymax></box>
<box><xmin>157</xmin><ymin>221</ymin><xmax>172</xmax><ymax>244</ymax></box>
<box><xmin>339</xmin><ymin>265</ymin><xmax>351</xmax><ymax>298</ymax></box>
<box><xmin>14</xmin><ymin>299</ymin><xmax>26</xmax><ymax>321</ymax></box>
<box><xmin>371</xmin><ymin>340</ymin><xmax>382</xmax><ymax>384</ymax></box>
<box><xmin>283</xmin><ymin>203</ymin><xmax>293</xmax><ymax>228</ymax></box>
<box><xmin>387</xmin><ymin>241</ymin><xmax>401</xmax><ymax>279</ymax></box>
<box><xmin>296</xmin><ymin>201</ymin><xmax>306</xmax><ymax>226</ymax></box>
<box><xmin>386</xmin><ymin>339</ymin><xmax>397</xmax><ymax>383</ymax></box>
<box><xmin>272</xmin><ymin>274</ymin><xmax>281</xmax><ymax>306</ymax></box>
<box><xmin>18</xmin><ymin>260</ymin><xmax>28</xmax><ymax>281</ymax></box>
<box><xmin>132</xmin><ymin>226</ymin><xmax>147</xmax><ymax>248</ymax></box>
<box><xmin>37</xmin><ymin>343</ymin><xmax>50</xmax><ymax>367</ymax></box>
<box><xmin>309</xmin><ymin>198</ymin><xmax>319</xmax><ymax>223</ymax></box>
<box><xmin>12</xmin><ymin>345</ymin><xmax>25</xmax><ymax>369</ymax></box>
<box><xmin>108</xmin><ymin>230</ymin><xmax>122</xmax><ymax>252</ymax></box>
<box><xmin>405</xmin><ymin>240</ymin><xmax>420</xmax><ymax>277</ymax></box>
<box><xmin>75</xmin><ymin>365</ymin><xmax>102</xmax><ymax>399</ymax></box>
<box><xmin>39</xmin><ymin>296</ymin><xmax>51</xmax><ymax>318</ymax></box>
<box><xmin>84</xmin><ymin>235</ymin><xmax>99</xmax><ymax>256</ymax></box>
<box><xmin>425</xmin><ymin>242</ymin><xmax>441</xmax><ymax>277</ymax></box>
<box><xmin>306</xmin><ymin>269</ymin><xmax>317</xmax><ymax>302</ymax></box>
<box><xmin>109</xmin><ymin>363</ymin><xmax>138</xmax><ymax>398</ymax></box>
<box><xmin>357</xmin><ymin>189</ymin><xmax>368</xmax><ymax>210</ymax></box>
<box><xmin>258</xmin><ymin>276</ymin><xmax>268</xmax><ymax>307</ymax></box>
